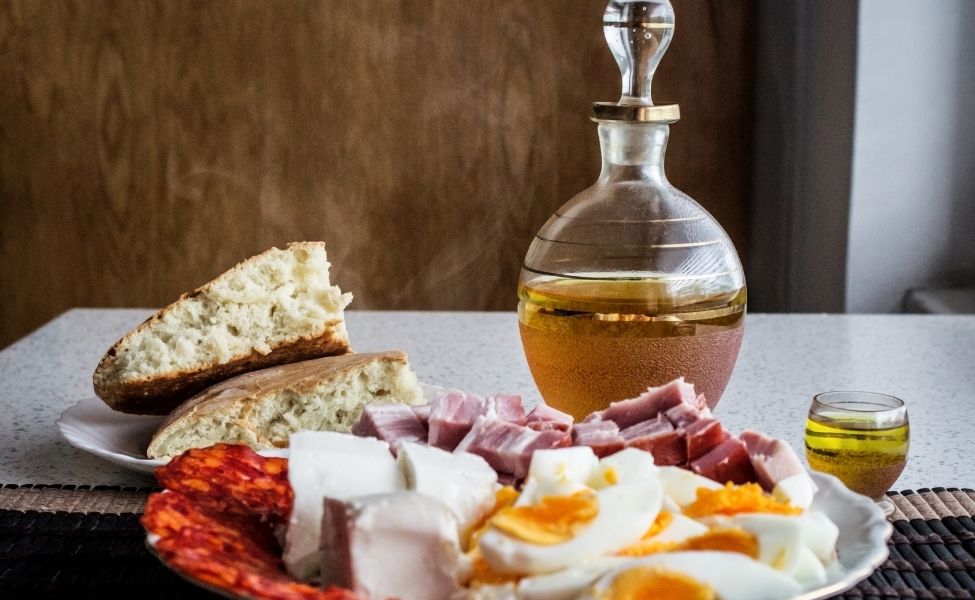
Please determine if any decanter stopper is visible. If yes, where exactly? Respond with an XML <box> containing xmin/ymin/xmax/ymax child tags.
<box><xmin>594</xmin><ymin>0</ymin><xmax>679</xmax><ymax>122</ymax></box>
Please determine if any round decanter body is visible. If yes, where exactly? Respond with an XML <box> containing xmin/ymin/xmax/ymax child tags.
<box><xmin>518</xmin><ymin>122</ymin><xmax>745</xmax><ymax>418</ymax></box>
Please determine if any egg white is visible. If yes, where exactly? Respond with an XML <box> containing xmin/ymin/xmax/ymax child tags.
<box><xmin>479</xmin><ymin>478</ymin><xmax>663</xmax><ymax>576</ymax></box>
<box><xmin>656</xmin><ymin>465</ymin><xmax>723</xmax><ymax>508</ymax></box>
<box><xmin>583</xmin><ymin>551</ymin><xmax>804</xmax><ymax>600</ymax></box>
<box><xmin>588</xmin><ymin>448</ymin><xmax>658</xmax><ymax>489</ymax></box>
<box><xmin>517</xmin><ymin>447</ymin><xmax>599</xmax><ymax>506</ymax></box>
<box><xmin>773</xmin><ymin>472</ymin><xmax>818</xmax><ymax>509</ymax></box>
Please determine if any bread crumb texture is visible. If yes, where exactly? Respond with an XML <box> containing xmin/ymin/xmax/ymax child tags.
<box><xmin>147</xmin><ymin>356</ymin><xmax>422</xmax><ymax>458</ymax></box>
<box><xmin>105</xmin><ymin>242</ymin><xmax>352</xmax><ymax>383</ymax></box>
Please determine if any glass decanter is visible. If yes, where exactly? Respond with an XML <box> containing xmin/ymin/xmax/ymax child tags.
<box><xmin>518</xmin><ymin>0</ymin><xmax>745</xmax><ymax>419</ymax></box>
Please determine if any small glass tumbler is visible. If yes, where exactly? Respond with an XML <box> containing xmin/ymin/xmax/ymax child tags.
<box><xmin>805</xmin><ymin>391</ymin><xmax>909</xmax><ymax>515</ymax></box>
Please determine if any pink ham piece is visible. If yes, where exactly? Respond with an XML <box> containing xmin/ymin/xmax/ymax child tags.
<box><xmin>350</xmin><ymin>404</ymin><xmax>427</xmax><ymax>454</ymax></box>
<box><xmin>587</xmin><ymin>378</ymin><xmax>699</xmax><ymax>429</ymax></box>
<box><xmin>740</xmin><ymin>429</ymin><xmax>807</xmax><ymax>491</ymax></box>
<box><xmin>571</xmin><ymin>421</ymin><xmax>624</xmax><ymax>458</ymax></box>
<box><xmin>527</xmin><ymin>420</ymin><xmax>571</xmax><ymax>433</ymax></box>
<box><xmin>427</xmin><ymin>391</ymin><xmax>485</xmax><ymax>450</ymax></box>
<box><xmin>425</xmin><ymin>391</ymin><xmax>530</xmax><ymax>450</ymax></box>
<box><xmin>485</xmin><ymin>394</ymin><xmax>528</xmax><ymax>426</ymax></box>
<box><xmin>691</xmin><ymin>437</ymin><xmax>757</xmax><ymax>485</ymax></box>
<box><xmin>665</xmin><ymin>402</ymin><xmax>712</xmax><ymax>430</ymax></box>
<box><xmin>685</xmin><ymin>419</ymin><xmax>730</xmax><ymax>462</ymax></box>
<box><xmin>621</xmin><ymin>414</ymin><xmax>686</xmax><ymax>466</ymax></box>
<box><xmin>454</xmin><ymin>416</ymin><xmax>571</xmax><ymax>478</ymax></box>
<box><xmin>526</xmin><ymin>402</ymin><xmax>574</xmax><ymax>428</ymax></box>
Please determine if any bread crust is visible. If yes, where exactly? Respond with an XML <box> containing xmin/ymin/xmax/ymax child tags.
<box><xmin>147</xmin><ymin>351</ymin><xmax>412</xmax><ymax>458</ymax></box>
<box><xmin>92</xmin><ymin>242</ymin><xmax>351</xmax><ymax>415</ymax></box>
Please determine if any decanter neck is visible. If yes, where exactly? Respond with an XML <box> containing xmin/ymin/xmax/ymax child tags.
<box><xmin>597</xmin><ymin>122</ymin><xmax>669</xmax><ymax>182</ymax></box>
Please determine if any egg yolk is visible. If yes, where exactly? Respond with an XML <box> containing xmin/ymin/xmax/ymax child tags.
<box><xmin>684</xmin><ymin>483</ymin><xmax>802</xmax><ymax>517</ymax></box>
<box><xmin>599</xmin><ymin>566</ymin><xmax>716</xmax><ymax>600</ymax></box>
<box><xmin>675</xmin><ymin>527</ymin><xmax>760</xmax><ymax>559</ymax></box>
<box><xmin>466</xmin><ymin>486</ymin><xmax>521</xmax><ymax>550</ymax></box>
<box><xmin>616</xmin><ymin>511</ymin><xmax>676</xmax><ymax>557</ymax></box>
<box><xmin>489</xmin><ymin>490</ymin><xmax>598</xmax><ymax>545</ymax></box>
<box><xmin>467</xmin><ymin>548</ymin><xmax>521</xmax><ymax>588</ymax></box>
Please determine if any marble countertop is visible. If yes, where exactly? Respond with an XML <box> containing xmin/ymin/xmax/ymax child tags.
<box><xmin>1</xmin><ymin>308</ymin><xmax>973</xmax><ymax>489</ymax></box>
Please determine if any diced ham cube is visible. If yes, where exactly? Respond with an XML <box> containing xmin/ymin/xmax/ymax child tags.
<box><xmin>619</xmin><ymin>413</ymin><xmax>674</xmax><ymax>439</ymax></box>
<box><xmin>685</xmin><ymin>419</ymin><xmax>730</xmax><ymax>462</ymax></box>
<box><xmin>625</xmin><ymin>431</ymin><xmax>686</xmax><ymax>466</ymax></box>
<box><xmin>665</xmin><ymin>402</ymin><xmax>707</xmax><ymax>429</ymax></box>
<box><xmin>621</xmin><ymin>415</ymin><xmax>686</xmax><ymax>466</ymax></box>
<box><xmin>691</xmin><ymin>437</ymin><xmax>757</xmax><ymax>485</ymax></box>
<box><xmin>527</xmin><ymin>421</ymin><xmax>571</xmax><ymax>433</ymax></box>
<box><xmin>455</xmin><ymin>416</ymin><xmax>571</xmax><ymax>479</ymax></box>
<box><xmin>571</xmin><ymin>421</ymin><xmax>624</xmax><ymax>458</ymax></box>
<box><xmin>485</xmin><ymin>394</ymin><xmax>527</xmax><ymax>426</ymax></box>
<box><xmin>525</xmin><ymin>421</ymin><xmax>572</xmax><ymax>437</ymax></box>
<box><xmin>351</xmin><ymin>404</ymin><xmax>427</xmax><ymax>453</ymax></box>
<box><xmin>526</xmin><ymin>402</ymin><xmax>574</xmax><ymax>428</ymax></box>
<box><xmin>427</xmin><ymin>391</ymin><xmax>485</xmax><ymax>450</ymax></box>
<box><xmin>588</xmin><ymin>378</ymin><xmax>698</xmax><ymax>429</ymax></box>
<box><xmin>740</xmin><ymin>429</ymin><xmax>806</xmax><ymax>491</ymax></box>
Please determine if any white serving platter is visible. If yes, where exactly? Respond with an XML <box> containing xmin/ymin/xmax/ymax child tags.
<box><xmin>59</xmin><ymin>389</ymin><xmax>890</xmax><ymax>599</ymax></box>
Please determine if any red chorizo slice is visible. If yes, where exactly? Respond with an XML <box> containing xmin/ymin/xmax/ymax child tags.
<box><xmin>154</xmin><ymin>443</ymin><xmax>293</xmax><ymax>524</ymax></box>
<box><xmin>143</xmin><ymin>488</ymin><xmax>358</xmax><ymax>600</ymax></box>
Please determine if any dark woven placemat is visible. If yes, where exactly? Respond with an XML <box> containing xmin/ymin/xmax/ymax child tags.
<box><xmin>1</xmin><ymin>485</ymin><xmax>974</xmax><ymax>599</ymax></box>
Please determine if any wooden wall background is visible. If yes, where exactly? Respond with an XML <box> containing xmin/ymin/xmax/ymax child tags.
<box><xmin>0</xmin><ymin>0</ymin><xmax>754</xmax><ymax>348</ymax></box>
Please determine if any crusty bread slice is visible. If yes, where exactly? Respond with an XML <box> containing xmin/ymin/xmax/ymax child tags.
<box><xmin>93</xmin><ymin>242</ymin><xmax>353</xmax><ymax>415</ymax></box>
<box><xmin>146</xmin><ymin>351</ymin><xmax>424</xmax><ymax>458</ymax></box>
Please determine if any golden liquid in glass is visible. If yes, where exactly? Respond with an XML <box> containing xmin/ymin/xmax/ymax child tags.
<box><xmin>517</xmin><ymin>278</ymin><xmax>745</xmax><ymax>420</ymax></box>
<box><xmin>805</xmin><ymin>415</ymin><xmax>909</xmax><ymax>500</ymax></box>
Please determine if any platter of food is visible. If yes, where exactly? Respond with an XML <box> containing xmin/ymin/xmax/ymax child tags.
<box><xmin>59</xmin><ymin>242</ymin><xmax>891</xmax><ymax>599</ymax></box>
<box><xmin>140</xmin><ymin>407</ymin><xmax>892</xmax><ymax>600</ymax></box>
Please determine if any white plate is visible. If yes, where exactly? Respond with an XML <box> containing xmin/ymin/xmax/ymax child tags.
<box><xmin>56</xmin><ymin>384</ymin><xmax>446</xmax><ymax>474</ymax></box>
<box><xmin>57</xmin><ymin>396</ymin><xmax>171</xmax><ymax>474</ymax></box>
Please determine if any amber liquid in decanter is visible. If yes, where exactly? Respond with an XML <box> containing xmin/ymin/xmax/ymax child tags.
<box><xmin>519</xmin><ymin>278</ymin><xmax>744</xmax><ymax>419</ymax></box>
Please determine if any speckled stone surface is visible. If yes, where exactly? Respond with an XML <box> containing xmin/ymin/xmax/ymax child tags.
<box><xmin>1</xmin><ymin>309</ymin><xmax>973</xmax><ymax>488</ymax></box>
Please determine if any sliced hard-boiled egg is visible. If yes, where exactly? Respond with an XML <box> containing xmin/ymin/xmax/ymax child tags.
<box><xmin>582</xmin><ymin>551</ymin><xmax>803</xmax><ymax>600</ymax></box>
<box><xmin>479</xmin><ymin>478</ymin><xmax>663</xmax><ymax>575</ymax></box>
<box><xmin>617</xmin><ymin>512</ymin><xmax>709</xmax><ymax>557</ymax></box>
<box><xmin>685</xmin><ymin>483</ymin><xmax>803</xmax><ymax>518</ymax></box>
<box><xmin>772</xmin><ymin>472</ymin><xmax>818</xmax><ymax>510</ymax></box>
<box><xmin>792</xmin><ymin>546</ymin><xmax>828</xmax><ymax>587</ymax></box>
<box><xmin>657</xmin><ymin>466</ymin><xmax>723</xmax><ymax>508</ymax></box>
<box><xmin>514</xmin><ymin>557</ymin><xmax>630</xmax><ymax>600</ymax></box>
<box><xmin>518</xmin><ymin>447</ymin><xmax>599</xmax><ymax>506</ymax></box>
<box><xmin>490</xmin><ymin>491</ymin><xmax>599</xmax><ymax>545</ymax></box>
<box><xmin>588</xmin><ymin>448</ymin><xmax>658</xmax><ymax>489</ymax></box>
<box><xmin>797</xmin><ymin>510</ymin><xmax>839</xmax><ymax>563</ymax></box>
<box><xmin>652</xmin><ymin>513</ymin><xmax>709</xmax><ymax>545</ymax></box>
<box><xmin>709</xmin><ymin>513</ymin><xmax>806</xmax><ymax>575</ymax></box>
<box><xmin>591</xmin><ymin>564</ymin><xmax>717</xmax><ymax>599</ymax></box>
